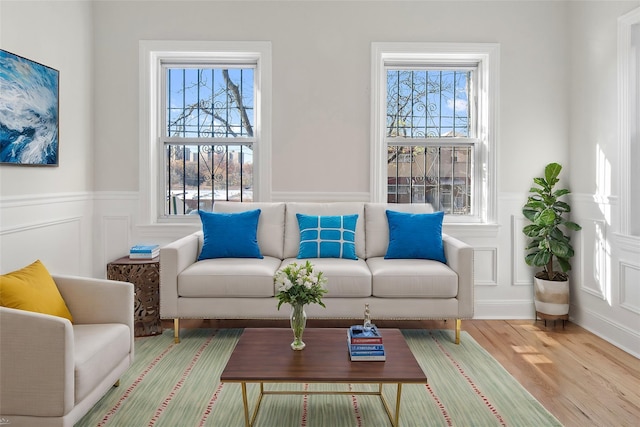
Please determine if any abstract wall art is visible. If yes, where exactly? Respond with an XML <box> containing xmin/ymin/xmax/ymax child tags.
<box><xmin>0</xmin><ymin>50</ymin><xmax>59</xmax><ymax>166</ymax></box>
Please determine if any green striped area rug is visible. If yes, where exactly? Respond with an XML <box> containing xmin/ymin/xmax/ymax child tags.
<box><xmin>76</xmin><ymin>329</ymin><xmax>561</xmax><ymax>426</ymax></box>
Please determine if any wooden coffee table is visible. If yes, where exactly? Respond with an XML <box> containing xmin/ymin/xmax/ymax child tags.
<box><xmin>220</xmin><ymin>328</ymin><xmax>427</xmax><ymax>426</ymax></box>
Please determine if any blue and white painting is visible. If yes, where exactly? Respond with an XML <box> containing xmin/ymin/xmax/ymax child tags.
<box><xmin>0</xmin><ymin>50</ymin><xmax>59</xmax><ymax>166</ymax></box>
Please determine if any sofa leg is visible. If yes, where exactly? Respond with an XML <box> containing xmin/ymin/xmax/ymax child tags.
<box><xmin>174</xmin><ymin>318</ymin><xmax>180</xmax><ymax>343</ymax></box>
<box><xmin>113</xmin><ymin>380</ymin><xmax>120</xmax><ymax>387</ymax></box>
<box><xmin>455</xmin><ymin>319</ymin><xmax>461</xmax><ymax>344</ymax></box>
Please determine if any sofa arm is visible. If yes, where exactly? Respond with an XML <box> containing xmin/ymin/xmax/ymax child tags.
<box><xmin>54</xmin><ymin>275</ymin><xmax>134</xmax><ymax>328</ymax></box>
<box><xmin>0</xmin><ymin>307</ymin><xmax>75</xmax><ymax>417</ymax></box>
<box><xmin>160</xmin><ymin>232</ymin><xmax>200</xmax><ymax>319</ymax></box>
<box><xmin>442</xmin><ymin>234</ymin><xmax>474</xmax><ymax>318</ymax></box>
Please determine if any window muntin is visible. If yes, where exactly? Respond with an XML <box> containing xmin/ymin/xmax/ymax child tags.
<box><xmin>385</xmin><ymin>66</ymin><xmax>477</xmax><ymax>215</ymax></box>
<box><xmin>161</xmin><ymin>65</ymin><xmax>256</xmax><ymax>215</ymax></box>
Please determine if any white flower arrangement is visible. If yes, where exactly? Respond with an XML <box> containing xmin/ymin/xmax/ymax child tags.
<box><xmin>274</xmin><ymin>260</ymin><xmax>328</xmax><ymax>309</ymax></box>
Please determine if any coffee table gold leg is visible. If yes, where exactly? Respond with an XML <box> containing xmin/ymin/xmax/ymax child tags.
<box><xmin>394</xmin><ymin>383</ymin><xmax>403</xmax><ymax>426</ymax></box>
<box><xmin>241</xmin><ymin>382</ymin><xmax>250</xmax><ymax>427</ymax></box>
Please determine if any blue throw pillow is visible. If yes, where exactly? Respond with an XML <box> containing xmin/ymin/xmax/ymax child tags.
<box><xmin>296</xmin><ymin>214</ymin><xmax>358</xmax><ymax>260</ymax></box>
<box><xmin>197</xmin><ymin>209</ymin><xmax>263</xmax><ymax>260</ymax></box>
<box><xmin>384</xmin><ymin>210</ymin><xmax>446</xmax><ymax>263</ymax></box>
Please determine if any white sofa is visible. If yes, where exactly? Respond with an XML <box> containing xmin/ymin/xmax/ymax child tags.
<box><xmin>0</xmin><ymin>276</ymin><xmax>134</xmax><ymax>427</ymax></box>
<box><xmin>160</xmin><ymin>202</ymin><xmax>474</xmax><ymax>343</ymax></box>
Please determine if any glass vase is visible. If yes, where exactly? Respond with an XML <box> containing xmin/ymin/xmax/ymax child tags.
<box><xmin>289</xmin><ymin>303</ymin><xmax>307</xmax><ymax>350</ymax></box>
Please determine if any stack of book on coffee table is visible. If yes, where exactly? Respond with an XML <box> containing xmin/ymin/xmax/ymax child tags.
<box><xmin>347</xmin><ymin>325</ymin><xmax>385</xmax><ymax>361</ymax></box>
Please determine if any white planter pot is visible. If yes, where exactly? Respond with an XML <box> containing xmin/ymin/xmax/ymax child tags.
<box><xmin>533</xmin><ymin>277</ymin><xmax>569</xmax><ymax>320</ymax></box>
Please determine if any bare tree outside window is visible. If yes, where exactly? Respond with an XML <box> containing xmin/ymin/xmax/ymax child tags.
<box><xmin>386</xmin><ymin>68</ymin><xmax>474</xmax><ymax>215</ymax></box>
<box><xmin>164</xmin><ymin>67</ymin><xmax>255</xmax><ymax>215</ymax></box>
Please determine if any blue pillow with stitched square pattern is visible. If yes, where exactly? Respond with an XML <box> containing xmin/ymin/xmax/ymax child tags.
<box><xmin>198</xmin><ymin>209</ymin><xmax>263</xmax><ymax>260</ymax></box>
<box><xmin>384</xmin><ymin>210</ymin><xmax>446</xmax><ymax>263</ymax></box>
<box><xmin>296</xmin><ymin>213</ymin><xmax>358</xmax><ymax>260</ymax></box>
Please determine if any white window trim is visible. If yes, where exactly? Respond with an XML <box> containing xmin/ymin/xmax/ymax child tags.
<box><xmin>138</xmin><ymin>40</ymin><xmax>272</xmax><ymax>225</ymax></box>
<box><xmin>618</xmin><ymin>8</ymin><xmax>640</xmax><ymax>237</ymax></box>
<box><xmin>371</xmin><ymin>42</ymin><xmax>499</xmax><ymax>224</ymax></box>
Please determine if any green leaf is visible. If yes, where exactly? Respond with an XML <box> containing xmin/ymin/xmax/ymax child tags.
<box><xmin>522</xmin><ymin>208</ymin><xmax>537</xmax><ymax>221</ymax></box>
<box><xmin>537</xmin><ymin>208</ymin><xmax>556</xmax><ymax>226</ymax></box>
<box><xmin>545</xmin><ymin>163</ymin><xmax>562</xmax><ymax>184</ymax></box>
<box><xmin>553</xmin><ymin>188</ymin><xmax>570</xmax><ymax>197</ymax></box>
<box><xmin>532</xmin><ymin>177</ymin><xmax>549</xmax><ymax>190</ymax></box>
<box><xmin>550</xmin><ymin>239</ymin><xmax>570</xmax><ymax>258</ymax></box>
<box><xmin>563</xmin><ymin>221</ymin><xmax>582</xmax><ymax>231</ymax></box>
<box><xmin>553</xmin><ymin>201</ymin><xmax>570</xmax><ymax>212</ymax></box>
<box><xmin>556</xmin><ymin>257</ymin><xmax>572</xmax><ymax>272</ymax></box>
<box><xmin>524</xmin><ymin>253</ymin><xmax>537</xmax><ymax>266</ymax></box>
<box><xmin>532</xmin><ymin>251</ymin><xmax>551</xmax><ymax>267</ymax></box>
<box><xmin>523</xmin><ymin>224</ymin><xmax>543</xmax><ymax>237</ymax></box>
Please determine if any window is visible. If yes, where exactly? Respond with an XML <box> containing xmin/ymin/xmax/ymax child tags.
<box><xmin>371</xmin><ymin>43</ymin><xmax>499</xmax><ymax>223</ymax></box>
<box><xmin>139</xmin><ymin>41</ymin><xmax>272</xmax><ymax>223</ymax></box>
<box><xmin>164</xmin><ymin>66</ymin><xmax>255</xmax><ymax>215</ymax></box>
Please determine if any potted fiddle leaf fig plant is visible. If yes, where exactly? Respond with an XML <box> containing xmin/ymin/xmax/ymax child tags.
<box><xmin>522</xmin><ymin>162</ymin><xmax>581</xmax><ymax>323</ymax></box>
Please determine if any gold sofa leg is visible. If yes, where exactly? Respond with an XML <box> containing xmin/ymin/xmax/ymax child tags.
<box><xmin>113</xmin><ymin>380</ymin><xmax>120</xmax><ymax>387</ymax></box>
<box><xmin>455</xmin><ymin>319</ymin><xmax>461</xmax><ymax>344</ymax></box>
<box><xmin>174</xmin><ymin>318</ymin><xmax>180</xmax><ymax>343</ymax></box>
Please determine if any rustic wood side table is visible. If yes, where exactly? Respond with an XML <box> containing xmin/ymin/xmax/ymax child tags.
<box><xmin>107</xmin><ymin>256</ymin><xmax>162</xmax><ymax>337</ymax></box>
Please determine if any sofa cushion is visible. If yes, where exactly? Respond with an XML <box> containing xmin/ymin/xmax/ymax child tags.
<box><xmin>178</xmin><ymin>257</ymin><xmax>282</xmax><ymax>297</ymax></box>
<box><xmin>0</xmin><ymin>260</ymin><xmax>73</xmax><ymax>322</ymax></box>
<box><xmin>367</xmin><ymin>257</ymin><xmax>458</xmax><ymax>298</ymax></box>
<box><xmin>284</xmin><ymin>202</ymin><xmax>366</xmax><ymax>259</ymax></box>
<box><xmin>198</xmin><ymin>209</ymin><xmax>263</xmax><ymax>260</ymax></box>
<box><xmin>213</xmin><ymin>201</ymin><xmax>286</xmax><ymax>259</ymax></box>
<box><xmin>73</xmin><ymin>323</ymin><xmax>130</xmax><ymax>404</ymax></box>
<box><xmin>281</xmin><ymin>258</ymin><xmax>372</xmax><ymax>298</ymax></box>
<box><xmin>385</xmin><ymin>210</ymin><xmax>446</xmax><ymax>263</ymax></box>
<box><xmin>365</xmin><ymin>203</ymin><xmax>434</xmax><ymax>259</ymax></box>
<box><xmin>296</xmin><ymin>214</ymin><xmax>358</xmax><ymax>260</ymax></box>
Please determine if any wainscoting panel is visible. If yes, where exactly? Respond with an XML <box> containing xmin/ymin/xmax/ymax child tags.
<box><xmin>0</xmin><ymin>192</ymin><xmax>93</xmax><ymax>276</ymax></box>
<box><xmin>0</xmin><ymin>217</ymin><xmax>82</xmax><ymax>274</ymax></box>
<box><xmin>102</xmin><ymin>215</ymin><xmax>131</xmax><ymax>268</ymax></box>
<box><xmin>474</xmin><ymin>247</ymin><xmax>498</xmax><ymax>286</ymax></box>
<box><xmin>511</xmin><ymin>215</ymin><xmax>534</xmax><ymax>286</ymax></box>
<box><xmin>579</xmin><ymin>219</ymin><xmax>608</xmax><ymax>300</ymax></box>
<box><xmin>620</xmin><ymin>261</ymin><xmax>640</xmax><ymax>314</ymax></box>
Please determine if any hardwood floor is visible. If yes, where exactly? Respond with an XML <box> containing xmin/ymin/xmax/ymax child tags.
<box><xmin>164</xmin><ymin>318</ymin><xmax>640</xmax><ymax>426</ymax></box>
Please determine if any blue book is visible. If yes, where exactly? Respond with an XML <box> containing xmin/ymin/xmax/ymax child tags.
<box><xmin>130</xmin><ymin>245</ymin><xmax>159</xmax><ymax>253</ymax></box>
<box><xmin>350</xmin><ymin>344</ymin><xmax>385</xmax><ymax>351</ymax></box>
<box><xmin>349</xmin><ymin>350</ymin><xmax>386</xmax><ymax>356</ymax></box>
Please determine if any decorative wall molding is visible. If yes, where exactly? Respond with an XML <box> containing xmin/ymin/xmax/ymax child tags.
<box><xmin>572</xmin><ymin>306</ymin><xmax>640</xmax><ymax>358</ymax></box>
<box><xmin>474</xmin><ymin>299</ymin><xmax>534</xmax><ymax>319</ymax></box>
<box><xmin>511</xmin><ymin>215</ymin><xmax>533</xmax><ymax>286</ymax></box>
<box><xmin>0</xmin><ymin>216</ymin><xmax>84</xmax><ymax>275</ymax></box>
<box><xmin>474</xmin><ymin>247</ymin><xmax>498</xmax><ymax>286</ymax></box>
<box><xmin>0</xmin><ymin>191</ymin><xmax>92</xmax><ymax>208</ymax></box>
<box><xmin>578</xmin><ymin>219</ymin><xmax>608</xmax><ymax>300</ymax></box>
<box><xmin>620</xmin><ymin>261</ymin><xmax>640</xmax><ymax>314</ymax></box>
<box><xmin>0</xmin><ymin>216</ymin><xmax>82</xmax><ymax>235</ymax></box>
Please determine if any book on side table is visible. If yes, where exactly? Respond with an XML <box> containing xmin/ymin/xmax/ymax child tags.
<box><xmin>347</xmin><ymin>325</ymin><xmax>386</xmax><ymax>361</ymax></box>
<box><xmin>129</xmin><ymin>244</ymin><xmax>160</xmax><ymax>259</ymax></box>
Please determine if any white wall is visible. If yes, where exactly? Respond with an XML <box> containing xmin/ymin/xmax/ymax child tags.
<box><xmin>0</xmin><ymin>0</ymin><xmax>95</xmax><ymax>276</ymax></box>
<box><xmin>567</xmin><ymin>2</ymin><xmax>640</xmax><ymax>356</ymax></box>
<box><xmin>1</xmin><ymin>0</ymin><xmax>638</xmax><ymax>355</ymax></box>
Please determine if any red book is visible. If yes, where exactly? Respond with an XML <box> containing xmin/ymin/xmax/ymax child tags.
<box><xmin>347</xmin><ymin>326</ymin><xmax>383</xmax><ymax>344</ymax></box>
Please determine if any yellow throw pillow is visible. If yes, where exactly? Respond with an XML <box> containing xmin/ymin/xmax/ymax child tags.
<box><xmin>0</xmin><ymin>260</ymin><xmax>73</xmax><ymax>322</ymax></box>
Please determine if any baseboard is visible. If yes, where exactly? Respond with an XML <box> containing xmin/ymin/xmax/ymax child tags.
<box><xmin>571</xmin><ymin>307</ymin><xmax>640</xmax><ymax>358</ymax></box>
<box><xmin>473</xmin><ymin>299</ymin><xmax>535</xmax><ymax>319</ymax></box>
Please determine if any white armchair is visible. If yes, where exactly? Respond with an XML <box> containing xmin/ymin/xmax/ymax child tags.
<box><xmin>0</xmin><ymin>275</ymin><xmax>135</xmax><ymax>427</ymax></box>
